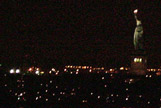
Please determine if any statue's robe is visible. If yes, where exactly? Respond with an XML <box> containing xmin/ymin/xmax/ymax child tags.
<box><xmin>134</xmin><ymin>20</ymin><xmax>144</xmax><ymax>50</ymax></box>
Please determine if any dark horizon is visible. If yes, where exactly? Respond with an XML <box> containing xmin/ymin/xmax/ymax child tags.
<box><xmin>1</xmin><ymin>0</ymin><xmax>161</xmax><ymax>68</ymax></box>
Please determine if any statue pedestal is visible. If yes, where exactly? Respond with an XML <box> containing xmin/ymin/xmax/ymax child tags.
<box><xmin>130</xmin><ymin>50</ymin><xmax>147</xmax><ymax>75</ymax></box>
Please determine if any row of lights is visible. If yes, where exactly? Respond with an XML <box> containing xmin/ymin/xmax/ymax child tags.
<box><xmin>10</xmin><ymin>69</ymin><xmax>20</xmax><ymax>74</ymax></box>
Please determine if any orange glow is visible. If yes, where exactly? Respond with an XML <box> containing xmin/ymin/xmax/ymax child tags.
<box><xmin>28</xmin><ymin>68</ymin><xmax>32</xmax><ymax>71</ymax></box>
<box><xmin>156</xmin><ymin>72</ymin><xmax>161</xmax><ymax>76</ymax></box>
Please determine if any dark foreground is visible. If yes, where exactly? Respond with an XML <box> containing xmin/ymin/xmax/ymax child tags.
<box><xmin>1</xmin><ymin>73</ymin><xmax>161</xmax><ymax>108</ymax></box>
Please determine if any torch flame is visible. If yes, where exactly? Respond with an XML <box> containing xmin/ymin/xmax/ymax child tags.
<box><xmin>134</xmin><ymin>9</ymin><xmax>138</xmax><ymax>14</ymax></box>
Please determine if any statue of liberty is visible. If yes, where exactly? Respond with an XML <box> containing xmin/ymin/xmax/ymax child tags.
<box><xmin>133</xmin><ymin>9</ymin><xmax>144</xmax><ymax>50</ymax></box>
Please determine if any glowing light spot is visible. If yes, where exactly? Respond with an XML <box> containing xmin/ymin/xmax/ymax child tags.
<box><xmin>18</xmin><ymin>97</ymin><xmax>20</xmax><ymax>100</ymax></box>
<box><xmin>10</xmin><ymin>69</ymin><xmax>14</xmax><ymax>74</ymax></box>
<box><xmin>36</xmin><ymin>97</ymin><xmax>38</xmax><ymax>100</ymax></box>
<box><xmin>16</xmin><ymin>69</ymin><xmax>20</xmax><ymax>73</ymax></box>
<box><xmin>134</xmin><ymin>9</ymin><xmax>138</xmax><ymax>14</ymax></box>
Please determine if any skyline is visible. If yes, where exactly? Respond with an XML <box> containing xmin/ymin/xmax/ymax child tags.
<box><xmin>1</xmin><ymin>1</ymin><xmax>161</xmax><ymax>67</ymax></box>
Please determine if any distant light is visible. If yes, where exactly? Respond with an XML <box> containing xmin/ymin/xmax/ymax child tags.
<box><xmin>40</xmin><ymin>71</ymin><xmax>44</xmax><ymax>74</ymax></box>
<box><xmin>89</xmin><ymin>69</ymin><xmax>92</xmax><ymax>73</ymax></box>
<box><xmin>139</xmin><ymin>95</ymin><xmax>142</xmax><ymax>98</ymax></box>
<box><xmin>52</xmin><ymin>68</ymin><xmax>55</xmax><ymax>71</ymax></box>
<box><xmin>110</xmin><ymin>69</ymin><xmax>114</xmax><ymax>72</ymax></box>
<box><xmin>10</xmin><ymin>69</ymin><xmax>14</xmax><ymax>74</ymax></box>
<box><xmin>19</xmin><ymin>93</ymin><xmax>23</xmax><ymax>96</ymax></box>
<box><xmin>134</xmin><ymin>9</ymin><xmax>138</xmax><ymax>14</ymax></box>
<box><xmin>58</xmin><ymin>98</ymin><xmax>60</xmax><ymax>101</ymax></box>
<box><xmin>101</xmin><ymin>67</ymin><xmax>104</xmax><ymax>70</ymax></box>
<box><xmin>16</xmin><ymin>69</ymin><xmax>20</xmax><ymax>74</ymax></box>
<box><xmin>18</xmin><ymin>97</ymin><xmax>20</xmax><ymax>100</ymax></box>
<box><xmin>129</xmin><ymin>79</ymin><xmax>133</xmax><ymax>82</ymax></box>
<box><xmin>120</xmin><ymin>67</ymin><xmax>124</xmax><ymax>70</ymax></box>
<box><xmin>64</xmin><ymin>69</ymin><xmax>67</xmax><ymax>72</ymax></box>
<box><xmin>35</xmin><ymin>70</ymin><xmax>39</xmax><ymax>75</ymax></box>
<box><xmin>49</xmin><ymin>71</ymin><xmax>52</xmax><ymax>74</ymax></box>
<box><xmin>36</xmin><ymin>97</ymin><xmax>38</xmax><ymax>100</ymax></box>
<box><xmin>28</xmin><ymin>68</ymin><xmax>32</xmax><ymax>71</ymax></box>
<box><xmin>134</xmin><ymin>58</ymin><xmax>142</xmax><ymax>63</ymax></box>
<box><xmin>82</xmin><ymin>100</ymin><xmax>87</xmax><ymax>103</ymax></box>
<box><xmin>36</xmin><ymin>68</ymin><xmax>39</xmax><ymax>71</ymax></box>
<box><xmin>156</xmin><ymin>72</ymin><xmax>161</xmax><ymax>76</ymax></box>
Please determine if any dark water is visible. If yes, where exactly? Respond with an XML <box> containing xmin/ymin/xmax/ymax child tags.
<box><xmin>1</xmin><ymin>72</ymin><xmax>161</xmax><ymax>108</ymax></box>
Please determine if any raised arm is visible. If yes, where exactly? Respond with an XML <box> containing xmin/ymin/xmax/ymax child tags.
<box><xmin>134</xmin><ymin>9</ymin><xmax>138</xmax><ymax>20</ymax></box>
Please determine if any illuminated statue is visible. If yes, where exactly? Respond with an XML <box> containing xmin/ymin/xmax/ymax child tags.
<box><xmin>133</xmin><ymin>9</ymin><xmax>144</xmax><ymax>50</ymax></box>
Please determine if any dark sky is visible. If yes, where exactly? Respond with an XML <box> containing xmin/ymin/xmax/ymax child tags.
<box><xmin>1</xmin><ymin>0</ymin><xmax>161</xmax><ymax>68</ymax></box>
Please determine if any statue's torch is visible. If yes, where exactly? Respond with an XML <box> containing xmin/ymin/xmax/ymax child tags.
<box><xmin>134</xmin><ymin>9</ymin><xmax>138</xmax><ymax>14</ymax></box>
<box><xmin>134</xmin><ymin>9</ymin><xmax>138</xmax><ymax>20</ymax></box>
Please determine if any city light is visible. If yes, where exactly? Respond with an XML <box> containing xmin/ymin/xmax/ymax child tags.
<box><xmin>120</xmin><ymin>67</ymin><xmax>124</xmax><ymax>70</ymax></box>
<box><xmin>35</xmin><ymin>70</ymin><xmax>40</xmax><ymax>75</ymax></box>
<box><xmin>134</xmin><ymin>58</ymin><xmax>142</xmax><ymax>63</ymax></box>
<box><xmin>28</xmin><ymin>68</ymin><xmax>32</xmax><ymax>71</ymax></box>
<box><xmin>16</xmin><ymin>69</ymin><xmax>20</xmax><ymax>74</ymax></box>
<box><xmin>10</xmin><ymin>69</ymin><xmax>14</xmax><ymax>74</ymax></box>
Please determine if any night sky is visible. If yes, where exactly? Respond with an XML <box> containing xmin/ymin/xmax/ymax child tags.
<box><xmin>1</xmin><ymin>0</ymin><xmax>161</xmax><ymax>68</ymax></box>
